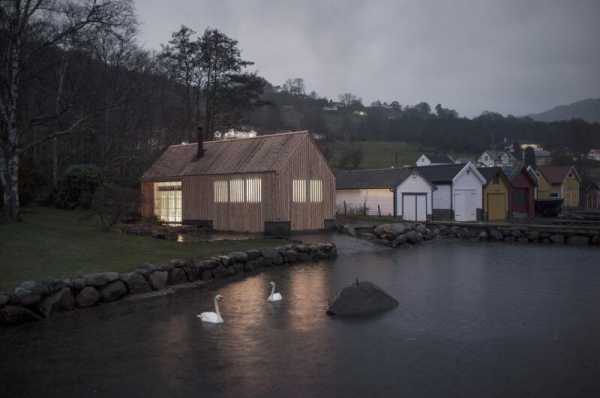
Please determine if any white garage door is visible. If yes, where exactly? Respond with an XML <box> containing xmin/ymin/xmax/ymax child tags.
<box><xmin>454</xmin><ymin>189</ymin><xmax>478</xmax><ymax>221</ymax></box>
<box><xmin>402</xmin><ymin>194</ymin><xmax>427</xmax><ymax>222</ymax></box>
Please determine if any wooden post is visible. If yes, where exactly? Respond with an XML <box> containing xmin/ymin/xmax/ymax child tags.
<box><xmin>378</xmin><ymin>204</ymin><xmax>381</xmax><ymax>217</ymax></box>
<box><xmin>344</xmin><ymin>200</ymin><xmax>347</xmax><ymax>216</ymax></box>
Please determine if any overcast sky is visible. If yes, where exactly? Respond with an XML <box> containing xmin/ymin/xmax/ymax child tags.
<box><xmin>136</xmin><ymin>0</ymin><xmax>600</xmax><ymax>117</ymax></box>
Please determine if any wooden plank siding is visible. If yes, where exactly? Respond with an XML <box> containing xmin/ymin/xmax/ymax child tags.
<box><xmin>183</xmin><ymin>173</ymin><xmax>275</xmax><ymax>233</ymax></box>
<box><xmin>276</xmin><ymin>134</ymin><xmax>335</xmax><ymax>230</ymax></box>
<box><xmin>140</xmin><ymin>181</ymin><xmax>154</xmax><ymax>218</ymax></box>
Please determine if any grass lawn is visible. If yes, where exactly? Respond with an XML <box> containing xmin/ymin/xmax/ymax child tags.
<box><xmin>0</xmin><ymin>207</ymin><xmax>286</xmax><ymax>290</ymax></box>
<box><xmin>328</xmin><ymin>141</ymin><xmax>421</xmax><ymax>169</ymax></box>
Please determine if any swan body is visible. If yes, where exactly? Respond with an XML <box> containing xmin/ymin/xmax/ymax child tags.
<box><xmin>267</xmin><ymin>281</ymin><xmax>283</xmax><ymax>302</ymax></box>
<box><xmin>198</xmin><ymin>294</ymin><xmax>224</xmax><ymax>323</ymax></box>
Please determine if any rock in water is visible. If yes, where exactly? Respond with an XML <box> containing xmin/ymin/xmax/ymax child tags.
<box><xmin>327</xmin><ymin>281</ymin><xmax>398</xmax><ymax>316</ymax></box>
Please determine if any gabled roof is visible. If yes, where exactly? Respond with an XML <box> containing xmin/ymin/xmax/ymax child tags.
<box><xmin>537</xmin><ymin>165</ymin><xmax>580</xmax><ymax>185</ymax></box>
<box><xmin>477</xmin><ymin>167</ymin><xmax>507</xmax><ymax>184</ymax></box>
<box><xmin>419</xmin><ymin>153</ymin><xmax>454</xmax><ymax>164</ymax></box>
<box><xmin>143</xmin><ymin>131</ymin><xmax>310</xmax><ymax>180</ymax></box>
<box><xmin>415</xmin><ymin>163</ymin><xmax>466</xmax><ymax>183</ymax></box>
<box><xmin>335</xmin><ymin>168</ymin><xmax>412</xmax><ymax>189</ymax></box>
<box><xmin>480</xmin><ymin>150</ymin><xmax>517</xmax><ymax>162</ymax></box>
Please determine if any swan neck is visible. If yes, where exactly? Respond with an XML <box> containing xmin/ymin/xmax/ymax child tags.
<box><xmin>270</xmin><ymin>284</ymin><xmax>276</xmax><ymax>296</ymax></box>
<box><xmin>214</xmin><ymin>297</ymin><xmax>221</xmax><ymax>316</ymax></box>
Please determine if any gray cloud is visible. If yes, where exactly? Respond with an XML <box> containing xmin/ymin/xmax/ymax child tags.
<box><xmin>136</xmin><ymin>0</ymin><xmax>600</xmax><ymax>117</ymax></box>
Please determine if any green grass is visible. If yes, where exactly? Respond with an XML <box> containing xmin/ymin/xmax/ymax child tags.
<box><xmin>329</xmin><ymin>141</ymin><xmax>421</xmax><ymax>169</ymax></box>
<box><xmin>0</xmin><ymin>207</ymin><xmax>286</xmax><ymax>290</ymax></box>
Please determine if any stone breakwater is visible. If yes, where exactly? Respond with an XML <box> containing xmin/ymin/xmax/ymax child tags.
<box><xmin>339</xmin><ymin>223</ymin><xmax>439</xmax><ymax>248</ymax></box>
<box><xmin>0</xmin><ymin>242</ymin><xmax>337</xmax><ymax>326</ymax></box>
<box><xmin>339</xmin><ymin>221</ymin><xmax>600</xmax><ymax>247</ymax></box>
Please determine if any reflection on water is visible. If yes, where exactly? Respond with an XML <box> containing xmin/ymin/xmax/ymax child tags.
<box><xmin>2</xmin><ymin>239</ymin><xmax>600</xmax><ymax>397</ymax></box>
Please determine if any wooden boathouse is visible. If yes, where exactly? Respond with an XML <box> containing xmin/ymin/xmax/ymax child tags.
<box><xmin>141</xmin><ymin>131</ymin><xmax>335</xmax><ymax>234</ymax></box>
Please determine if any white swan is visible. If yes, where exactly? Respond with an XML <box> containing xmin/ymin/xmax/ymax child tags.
<box><xmin>267</xmin><ymin>281</ymin><xmax>283</xmax><ymax>302</ymax></box>
<box><xmin>198</xmin><ymin>294</ymin><xmax>224</xmax><ymax>323</ymax></box>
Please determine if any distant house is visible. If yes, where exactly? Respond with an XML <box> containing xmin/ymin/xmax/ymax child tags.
<box><xmin>415</xmin><ymin>153</ymin><xmax>454</xmax><ymax>167</ymax></box>
<box><xmin>213</xmin><ymin>129</ymin><xmax>257</xmax><ymax>140</ymax></box>
<box><xmin>477</xmin><ymin>150</ymin><xmax>517</xmax><ymax>168</ymax></box>
<box><xmin>582</xmin><ymin>179</ymin><xmax>600</xmax><ymax>209</ymax></box>
<box><xmin>587</xmin><ymin>149</ymin><xmax>600</xmax><ymax>162</ymax></box>
<box><xmin>508</xmin><ymin>167</ymin><xmax>537</xmax><ymax>218</ymax></box>
<box><xmin>335</xmin><ymin>168</ymin><xmax>433</xmax><ymax>221</ymax></box>
<box><xmin>417</xmin><ymin>162</ymin><xmax>486</xmax><ymax>222</ymax></box>
<box><xmin>532</xmin><ymin>165</ymin><xmax>581</xmax><ymax>208</ymax></box>
<box><xmin>521</xmin><ymin>144</ymin><xmax>552</xmax><ymax>166</ymax></box>
<box><xmin>478</xmin><ymin>167</ymin><xmax>511</xmax><ymax>221</ymax></box>
<box><xmin>141</xmin><ymin>131</ymin><xmax>335</xmax><ymax>234</ymax></box>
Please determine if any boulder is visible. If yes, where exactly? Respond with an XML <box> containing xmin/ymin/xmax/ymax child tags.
<box><xmin>84</xmin><ymin>272</ymin><xmax>120</xmax><ymax>287</ymax></box>
<box><xmin>327</xmin><ymin>281</ymin><xmax>399</xmax><ymax>317</ymax></box>
<box><xmin>262</xmin><ymin>248</ymin><xmax>284</xmax><ymax>266</ymax></box>
<box><xmin>374</xmin><ymin>223</ymin><xmax>410</xmax><ymax>238</ymax></box>
<box><xmin>0</xmin><ymin>293</ymin><xmax>9</xmax><ymax>307</ymax></box>
<box><xmin>358</xmin><ymin>232</ymin><xmax>376</xmax><ymax>240</ymax></box>
<box><xmin>527</xmin><ymin>231</ymin><xmax>540</xmax><ymax>242</ymax></box>
<box><xmin>489</xmin><ymin>229</ymin><xmax>503</xmax><ymax>241</ymax></box>
<box><xmin>148</xmin><ymin>271</ymin><xmax>168</xmax><ymax>290</ymax></box>
<box><xmin>246</xmin><ymin>249</ymin><xmax>262</xmax><ymax>261</ymax></box>
<box><xmin>550</xmin><ymin>234</ymin><xmax>564</xmax><ymax>244</ymax></box>
<box><xmin>405</xmin><ymin>230</ymin><xmax>422</xmax><ymax>244</ymax></box>
<box><xmin>478</xmin><ymin>231</ymin><xmax>488</xmax><ymax>241</ymax></box>
<box><xmin>391</xmin><ymin>234</ymin><xmax>407</xmax><ymax>248</ymax></box>
<box><xmin>122</xmin><ymin>272</ymin><xmax>152</xmax><ymax>294</ymax></box>
<box><xmin>284</xmin><ymin>249</ymin><xmax>299</xmax><ymax>263</ymax></box>
<box><xmin>12</xmin><ymin>287</ymin><xmax>41</xmax><ymax>306</ymax></box>
<box><xmin>415</xmin><ymin>224</ymin><xmax>427</xmax><ymax>234</ymax></box>
<box><xmin>100</xmin><ymin>281</ymin><xmax>128</xmax><ymax>302</ymax></box>
<box><xmin>228</xmin><ymin>251</ymin><xmax>248</xmax><ymax>263</ymax></box>
<box><xmin>0</xmin><ymin>305</ymin><xmax>43</xmax><ymax>325</ymax></box>
<box><xmin>76</xmin><ymin>286</ymin><xmax>100</xmax><ymax>308</ymax></box>
<box><xmin>38</xmin><ymin>287</ymin><xmax>75</xmax><ymax>318</ymax></box>
<box><xmin>65</xmin><ymin>277</ymin><xmax>86</xmax><ymax>290</ymax></box>
<box><xmin>167</xmin><ymin>267</ymin><xmax>188</xmax><ymax>285</ymax></box>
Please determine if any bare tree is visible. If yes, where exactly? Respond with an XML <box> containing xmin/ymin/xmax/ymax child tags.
<box><xmin>0</xmin><ymin>0</ymin><xmax>134</xmax><ymax>221</ymax></box>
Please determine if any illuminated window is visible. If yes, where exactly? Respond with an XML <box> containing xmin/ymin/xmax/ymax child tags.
<box><xmin>293</xmin><ymin>179</ymin><xmax>306</xmax><ymax>202</ymax></box>
<box><xmin>214</xmin><ymin>180</ymin><xmax>228</xmax><ymax>203</ymax></box>
<box><xmin>229</xmin><ymin>179</ymin><xmax>244</xmax><ymax>203</ymax></box>
<box><xmin>246</xmin><ymin>177</ymin><xmax>262</xmax><ymax>203</ymax></box>
<box><xmin>309</xmin><ymin>179</ymin><xmax>323</xmax><ymax>202</ymax></box>
<box><xmin>154</xmin><ymin>181</ymin><xmax>182</xmax><ymax>223</ymax></box>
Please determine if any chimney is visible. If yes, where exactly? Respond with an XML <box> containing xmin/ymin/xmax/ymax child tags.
<box><xmin>196</xmin><ymin>126</ymin><xmax>205</xmax><ymax>159</ymax></box>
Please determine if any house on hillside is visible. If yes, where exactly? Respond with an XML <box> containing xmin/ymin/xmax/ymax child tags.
<box><xmin>477</xmin><ymin>167</ymin><xmax>511</xmax><ymax>221</ymax></box>
<box><xmin>581</xmin><ymin>178</ymin><xmax>600</xmax><ymax>209</ymax></box>
<box><xmin>477</xmin><ymin>150</ymin><xmax>517</xmax><ymax>168</ymax></box>
<box><xmin>415</xmin><ymin>153</ymin><xmax>454</xmax><ymax>167</ymax></box>
<box><xmin>335</xmin><ymin>168</ymin><xmax>433</xmax><ymax>221</ymax></box>
<box><xmin>417</xmin><ymin>162</ymin><xmax>486</xmax><ymax>222</ymax></box>
<box><xmin>521</xmin><ymin>144</ymin><xmax>552</xmax><ymax>166</ymax></box>
<box><xmin>587</xmin><ymin>149</ymin><xmax>600</xmax><ymax>162</ymax></box>
<box><xmin>532</xmin><ymin>165</ymin><xmax>581</xmax><ymax>208</ymax></box>
<box><xmin>141</xmin><ymin>131</ymin><xmax>335</xmax><ymax>234</ymax></box>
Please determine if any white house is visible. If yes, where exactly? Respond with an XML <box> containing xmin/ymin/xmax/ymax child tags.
<box><xmin>394</xmin><ymin>169</ymin><xmax>434</xmax><ymax>221</ymax></box>
<box><xmin>335</xmin><ymin>167</ymin><xmax>433</xmax><ymax>221</ymax></box>
<box><xmin>335</xmin><ymin>168</ymin><xmax>410</xmax><ymax>216</ymax></box>
<box><xmin>417</xmin><ymin>162</ymin><xmax>486</xmax><ymax>221</ymax></box>
<box><xmin>478</xmin><ymin>150</ymin><xmax>517</xmax><ymax>168</ymax></box>
<box><xmin>416</xmin><ymin>153</ymin><xmax>454</xmax><ymax>167</ymax></box>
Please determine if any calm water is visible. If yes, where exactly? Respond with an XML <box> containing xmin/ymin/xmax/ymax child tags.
<box><xmin>2</xmin><ymin>237</ymin><xmax>600</xmax><ymax>397</ymax></box>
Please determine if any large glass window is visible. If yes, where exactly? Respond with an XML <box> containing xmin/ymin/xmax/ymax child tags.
<box><xmin>154</xmin><ymin>182</ymin><xmax>182</xmax><ymax>223</ymax></box>
<box><xmin>293</xmin><ymin>179</ymin><xmax>306</xmax><ymax>202</ymax></box>
<box><xmin>310</xmin><ymin>179</ymin><xmax>323</xmax><ymax>202</ymax></box>
<box><xmin>229</xmin><ymin>179</ymin><xmax>245</xmax><ymax>203</ymax></box>
<box><xmin>246</xmin><ymin>178</ymin><xmax>262</xmax><ymax>203</ymax></box>
<box><xmin>214</xmin><ymin>180</ymin><xmax>228</xmax><ymax>203</ymax></box>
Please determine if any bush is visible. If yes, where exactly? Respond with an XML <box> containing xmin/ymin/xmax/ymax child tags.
<box><xmin>90</xmin><ymin>183</ymin><xmax>140</xmax><ymax>230</ymax></box>
<box><xmin>54</xmin><ymin>164</ymin><xmax>103</xmax><ymax>209</ymax></box>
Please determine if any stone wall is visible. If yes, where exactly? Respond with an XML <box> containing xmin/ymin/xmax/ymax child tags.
<box><xmin>0</xmin><ymin>242</ymin><xmax>337</xmax><ymax>326</ymax></box>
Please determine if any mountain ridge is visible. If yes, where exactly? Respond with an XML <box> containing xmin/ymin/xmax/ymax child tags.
<box><xmin>528</xmin><ymin>98</ymin><xmax>600</xmax><ymax>123</ymax></box>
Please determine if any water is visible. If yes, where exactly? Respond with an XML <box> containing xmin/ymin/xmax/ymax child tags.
<box><xmin>2</xmin><ymin>237</ymin><xmax>600</xmax><ymax>397</ymax></box>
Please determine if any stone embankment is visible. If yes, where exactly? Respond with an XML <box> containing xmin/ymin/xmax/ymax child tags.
<box><xmin>0</xmin><ymin>242</ymin><xmax>337</xmax><ymax>326</ymax></box>
<box><xmin>339</xmin><ymin>221</ymin><xmax>600</xmax><ymax>247</ymax></box>
<box><xmin>339</xmin><ymin>222</ymin><xmax>439</xmax><ymax>248</ymax></box>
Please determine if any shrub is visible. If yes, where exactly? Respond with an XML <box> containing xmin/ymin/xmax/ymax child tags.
<box><xmin>54</xmin><ymin>164</ymin><xmax>103</xmax><ymax>209</ymax></box>
<box><xmin>90</xmin><ymin>183</ymin><xmax>140</xmax><ymax>230</ymax></box>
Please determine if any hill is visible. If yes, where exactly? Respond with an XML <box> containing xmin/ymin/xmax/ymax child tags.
<box><xmin>528</xmin><ymin>98</ymin><xmax>600</xmax><ymax>123</ymax></box>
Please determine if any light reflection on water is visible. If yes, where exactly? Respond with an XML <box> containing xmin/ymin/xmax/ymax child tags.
<box><xmin>3</xmin><ymin>238</ymin><xmax>600</xmax><ymax>397</ymax></box>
